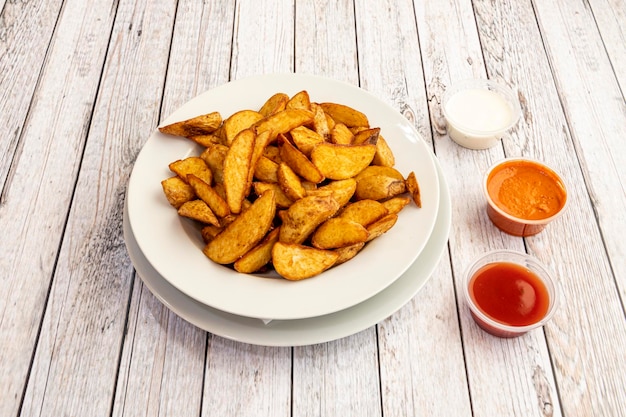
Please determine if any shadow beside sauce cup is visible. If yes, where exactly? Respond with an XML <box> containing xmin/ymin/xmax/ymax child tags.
<box><xmin>483</xmin><ymin>158</ymin><xmax>568</xmax><ymax>237</ymax></box>
<box><xmin>463</xmin><ymin>250</ymin><xmax>559</xmax><ymax>338</ymax></box>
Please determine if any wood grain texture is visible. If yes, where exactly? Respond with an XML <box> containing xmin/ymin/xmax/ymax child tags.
<box><xmin>589</xmin><ymin>0</ymin><xmax>626</xmax><ymax>91</ymax></box>
<box><xmin>19</xmin><ymin>0</ymin><xmax>177</xmax><ymax>415</ymax></box>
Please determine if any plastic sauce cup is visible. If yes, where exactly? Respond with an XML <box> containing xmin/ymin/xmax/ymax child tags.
<box><xmin>483</xmin><ymin>158</ymin><xmax>568</xmax><ymax>237</ymax></box>
<box><xmin>442</xmin><ymin>79</ymin><xmax>521</xmax><ymax>149</ymax></box>
<box><xmin>463</xmin><ymin>250</ymin><xmax>559</xmax><ymax>338</ymax></box>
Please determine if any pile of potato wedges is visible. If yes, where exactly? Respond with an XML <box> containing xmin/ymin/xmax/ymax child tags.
<box><xmin>159</xmin><ymin>90</ymin><xmax>421</xmax><ymax>280</ymax></box>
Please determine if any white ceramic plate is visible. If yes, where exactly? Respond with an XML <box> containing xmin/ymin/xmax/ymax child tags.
<box><xmin>123</xmin><ymin>152</ymin><xmax>450</xmax><ymax>346</ymax></box>
<box><xmin>127</xmin><ymin>73</ymin><xmax>440</xmax><ymax>320</ymax></box>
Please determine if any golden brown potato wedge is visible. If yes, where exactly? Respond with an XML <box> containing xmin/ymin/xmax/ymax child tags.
<box><xmin>354</xmin><ymin>174</ymin><xmax>406</xmax><ymax>201</ymax></box>
<box><xmin>356</xmin><ymin>165</ymin><xmax>404</xmax><ymax>181</ymax></box>
<box><xmin>177</xmin><ymin>200</ymin><xmax>220</xmax><ymax>226</ymax></box>
<box><xmin>234</xmin><ymin>227</ymin><xmax>281</xmax><ymax>273</ymax></box>
<box><xmin>222</xmin><ymin>110</ymin><xmax>264</xmax><ymax>146</ymax></box>
<box><xmin>286</xmin><ymin>90</ymin><xmax>311</xmax><ymax>111</ymax></box>
<box><xmin>159</xmin><ymin>111</ymin><xmax>222</xmax><ymax>137</ymax></box>
<box><xmin>310</xmin><ymin>102</ymin><xmax>331</xmax><ymax>139</ymax></box>
<box><xmin>200</xmin><ymin>224</ymin><xmax>223</xmax><ymax>244</ymax></box>
<box><xmin>200</xmin><ymin>144</ymin><xmax>228</xmax><ymax>184</ymax></box>
<box><xmin>169</xmin><ymin>156</ymin><xmax>213</xmax><ymax>185</ymax></box>
<box><xmin>278</xmin><ymin>135</ymin><xmax>325</xmax><ymax>183</ymax></box>
<box><xmin>310</xmin><ymin>142</ymin><xmax>376</xmax><ymax>180</ymax></box>
<box><xmin>381</xmin><ymin>196</ymin><xmax>411</xmax><ymax>215</ymax></box>
<box><xmin>405</xmin><ymin>171</ymin><xmax>422</xmax><ymax>208</ymax></box>
<box><xmin>253</xmin><ymin>182</ymin><xmax>293</xmax><ymax>209</ymax></box>
<box><xmin>277</xmin><ymin>162</ymin><xmax>306</xmax><ymax>201</ymax></box>
<box><xmin>259</xmin><ymin>92</ymin><xmax>289</xmax><ymax>117</ymax></box>
<box><xmin>272</xmin><ymin>242</ymin><xmax>339</xmax><ymax>280</ymax></box>
<box><xmin>223</xmin><ymin>129</ymin><xmax>255</xmax><ymax>214</ymax></box>
<box><xmin>203</xmin><ymin>189</ymin><xmax>276</xmax><ymax>264</ymax></box>
<box><xmin>279</xmin><ymin>194</ymin><xmax>340</xmax><ymax>244</ymax></box>
<box><xmin>161</xmin><ymin>176</ymin><xmax>195</xmax><ymax>209</ymax></box>
<box><xmin>187</xmin><ymin>174</ymin><xmax>230</xmax><ymax>218</ymax></box>
<box><xmin>289</xmin><ymin>125</ymin><xmax>325</xmax><ymax>156</ymax></box>
<box><xmin>254</xmin><ymin>108</ymin><xmax>314</xmax><ymax>141</ymax></box>
<box><xmin>338</xmin><ymin>199</ymin><xmax>388</xmax><ymax>227</ymax></box>
<box><xmin>333</xmin><ymin>242</ymin><xmax>365</xmax><ymax>265</ymax></box>
<box><xmin>351</xmin><ymin>127</ymin><xmax>380</xmax><ymax>145</ymax></box>
<box><xmin>366</xmin><ymin>213</ymin><xmax>398</xmax><ymax>241</ymax></box>
<box><xmin>188</xmin><ymin>134</ymin><xmax>221</xmax><ymax>147</ymax></box>
<box><xmin>319</xmin><ymin>102</ymin><xmax>369</xmax><ymax>128</ymax></box>
<box><xmin>330</xmin><ymin>123</ymin><xmax>354</xmax><ymax>145</ymax></box>
<box><xmin>253</xmin><ymin>156</ymin><xmax>279</xmax><ymax>183</ymax></box>
<box><xmin>305</xmin><ymin>178</ymin><xmax>356</xmax><ymax>207</ymax></box>
<box><xmin>372</xmin><ymin>135</ymin><xmax>395</xmax><ymax>167</ymax></box>
<box><xmin>311</xmin><ymin>218</ymin><xmax>369</xmax><ymax>249</ymax></box>
<box><xmin>262</xmin><ymin>145</ymin><xmax>281</xmax><ymax>164</ymax></box>
<box><xmin>248</xmin><ymin>130</ymin><xmax>273</xmax><ymax>184</ymax></box>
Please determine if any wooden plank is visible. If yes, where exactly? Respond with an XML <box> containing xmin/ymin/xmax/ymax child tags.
<box><xmin>0</xmin><ymin>0</ymin><xmax>63</xmax><ymax>193</ymax></box>
<box><xmin>352</xmin><ymin>0</ymin><xmax>473</xmax><ymax>415</ymax></box>
<box><xmin>0</xmin><ymin>0</ymin><xmax>117</xmax><ymax>416</ymax></box>
<box><xmin>414</xmin><ymin>0</ymin><xmax>565</xmax><ymax>416</ymax></box>
<box><xmin>112</xmin><ymin>1</ymin><xmax>236</xmax><ymax>415</ymax></box>
<box><xmin>291</xmin><ymin>2</ymin><xmax>382</xmax><ymax>416</ymax></box>
<box><xmin>18</xmin><ymin>0</ymin><xmax>178</xmax><ymax>415</ymax></box>
<box><xmin>589</xmin><ymin>0</ymin><xmax>626</xmax><ymax>91</ymax></box>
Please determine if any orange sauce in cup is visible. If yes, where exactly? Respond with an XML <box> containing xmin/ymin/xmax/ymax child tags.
<box><xmin>487</xmin><ymin>160</ymin><xmax>566</xmax><ymax>220</ymax></box>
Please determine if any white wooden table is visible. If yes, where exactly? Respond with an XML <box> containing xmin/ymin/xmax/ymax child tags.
<box><xmin>2</xmin><ymin>0</ymin><xmax>625</xmax><ymax>416</ymax></box>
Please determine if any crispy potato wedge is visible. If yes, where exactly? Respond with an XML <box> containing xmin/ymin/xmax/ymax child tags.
<box><xmin>354</xmin><ymin>174</ymin><xmax>406</xmax><ymax>201</ymax></box>
<box><xmin>234</xmin><ymin>227</ymin><xmax>281</xmax><ymax>273</ymax></box>
<box><xmin>330</xmin><ymin>123</ymin><xmax>354</xmax><ymax>145</ymax></box>
<box><xmin>278</xmin><ymin>135</ymin><xmax>324</xmax><ymax>183</ymax></box>
<box><xmin>305</xmin><ymin>178</ymin><xmax>356</xmax><ymax>207</ymax></box>
<box><xmin>372</xmin><ymin>135</ymin><xmax>395</xmax><ymax>167</ymax></box>
<box><xmin>177</xmin><ymin>200</ymin><xmax>220</xmax><ymax>226</ymax></box>
<box><xmin>263</xmin><ymin>145</ymin><xmax>281</xmax><ymax>163</ymax></box>
<box><xmin>159</xmin><ymin>111</ymin><xmax>222</xmax><ymax>137</ymax></box>
<box><xmin>289</xmin><ymin>125</ymin><xmax>325</xmax><ymax>156</ymax></box>
<box><xmin>200</xmin><ymin>224</ymin><xmax>223</xmax><ymax>244</ymax></box>
<box><xmin>310</xmin><ymin>102</ymin><xmax>331</xmax><ymax>139</ymax></box>
<box><xmin>200</xmin><ymin>144</ymin><xmax>228</xmax><ymax>184</ymax></box>
<box><xmin>248</xmin><ymin>130</ymin><xmax>273</xmax><ymax>184</ymax></box>
<box><xmin>356</xmin><ymin>165</ymin><xmax>404</xmax><ymax>181</ymax></box>
<box><xmin>311</xmin><ymin>218</ymin><xmax>369</xmax><ymax>249</ymax></box>
<box><xmin>311</xmin><ymin>142</ymin><xmax>376</xmax><ymax>180</ymax></box>
<box><xmin>222</xmin><ymin>110</ymin><xmax>264</xmax><ymax>146</ymax></box>
<box><xmin>253</xmin><ymin>155</ymin><xmax>279</xmax><ymax>183</ymax></box>
<box><xmin>338</xmin><ymin>199</ymin><xmax>388</xmax><ymax>227</ymax></box>
<box><xmin>352</xmin><ymin>127</ymin><xmax>380</xmax><ymax>145</ymax></box>
<box><xmin>188</xmin><ymin>134</ymin><xmax>221</xmax><ymax>147</ymax></box>
<box><xmin>366</xmin><ymin>213</ymin><xmax>398</xmax><ymax>241</ymax></box>
<box><xmin>279</xmin><ymin>194</ymin><xmax>340</xmax><ymax>244</ymax></box>
<box><xmin>381</xmin><ymin>196</ymin><xmax>411</xmax><ymax>215</ymax></box>
<box><xmin>277</xmin><ymin>162</ymin><xmax>306</xmax><ymax>201</ymax></box>
<box><xmin>169</xmin><ymin>156</ymin><xmax>213</xmax><ymax>185</ymax></box>
<box><xmin>286</xmin><ymin>90</ymin><xmax>311</xmax><ymax>111</ymax></box>
<box><xmin>333</xmin><ymin>242</ymin><xmax>365</xmax><ymax>265</ymax></box>
<box><xmin>161</xmin><ymin>176</ymin><xmax>195</xmax><ymax>208</ymax></box>
<box><xmin>259</xmin><ymin>92</ymin><xmax>289</xmax><ymax>117</ymax></box>
<box><xmin>272</xmin><ymin>242</ymin><xmax>339</xmax><ymax>280</ymax></box>
<box><xmin>187</xmin><ymin>174</ymin><xmax>230</xmax><ymax>218</ymax></box>
<box><xmin>223</xmin><ymin>129</ymin><xmax>255</xmax><ymax>214</ymax></box>
<box><xmin>405</xmin><ymin>171</ymin><xmax>422</xmax><ymax>208</ymax></box>
<box><xmin>319</xmin><ymin>102</ymin><xmax>369</xmax><ymax>128</ymax></box>
<box><xmin>254</xmin><ymin>108</ymin><xmax>314</xmax><ymax>141</ymax></box>
<box><xmin>253</xmin><ymin>182</ymin><xmax>293</xmax><ymax>209</ymax></box>
<box><xmin>203</xmin><ymin>189</ymin><xmax>276</xmax><ymax>264</ymax></box>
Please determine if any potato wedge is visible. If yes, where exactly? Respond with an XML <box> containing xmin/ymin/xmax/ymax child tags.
<box><xmin>286</xmin><ymin>90</ymin><xmax>311</xmax><ymax>110</ymax></box>
<box><xmin>203</xmin><ymin>189</ymin><xmax>276</xmax><ymax>264</ymax></box>
<box><xmin>310</xmin><ymin>102</ymin><xmax>331</xmax><ymax>139</ymax></box>
<box><xmin>278</xmin><ymin>135</ymin><xmax>324</xmax><ymax>183</ymax></box>
<box><xmin>405</xmin><ymin>171</ymin><xmax>422</xmax><ymax>208</ymax></box>
<box><xmin>200</xmin><ymin>144</ymin><xmax>228</xmax><ymax>184</ymax></box>
<box><xmin>223</xmin><ymin>129</ymin><xmax>255</xmax><ymax>214</ymax></box>
<box><xmin>277</xmin><ymin>162</ymin><xmax>306</xmax><ymax>201</ymax></box>
<box><xmin>201</xmin><ymin>224</ymin><xmax>224</xmax><ymax>244</ymax></box>
<box><xmin>248</xmin><ymin>130</ymin><xmax>273</xmax><ymax>184</ymax></box>
<box><xmin>169</xmin><ymin>156</ymin><xmax>213</xmax><ymax>185</ymax></box>
<box><xmin>188</xmin><ymin>134</ymin><xmax>221</xmax><ymax>147</ymax></box>
<box><xmin>253</xmin><ymin>182</ymin><xmax>293</xmax><ymax>209</ymax></box>
<box><xmin>222</xmin><ymin>110</ymin><xmax>264</xmax><ymax>146</ymax></box>
<box><xmin>263</xmin><ymin>145</ymin><xmax>281</xmax><ymax>163</ymax></box>
<box><xmin>311</xmin><ymin>142</ymin><xmax>376</xmax><ymax>180</ymax></box>
<box><xmin>254</xmin><ymin>108</ymin><xmax>314</xmax><ymax>141</ymax></box>
<box><xmin>330</xmin><ymin>123</ymin><xmax>354</xmax><ymax>145</ymax></box>
<box><xmin>272</xmin><ymin>242</ymin><xmax>339</xmax><ymax>280</ymax></box>
<box><xmin>259</xmin><ymin>92</ymin><xmax>289</xmax><ymax>117</ymax></box>
<box><xmin>366</xmin><ymin>213</ymin><xmax>398</xmax><ymax>241</ymax></box>
<box><xmin>354</xmin><ymin>174</ymin><xmax>406</xmax><ymax>201</ymax></box>
<box><xmin>356</xmin><ymin>165</ymin><xmax>404</xmax><ymax>181</ymax></box>
<box><xmin>187</xmin><ymin>174</ymin><xmax>230</xmax><ymax>218</ymax></box>
<box><xmin>177</xmin><ymin>200</ymin><xmax>220</xmax><ymax>226</ymax></box>
<box><xmin>319</xmin><ymin>102</ymin><xmax>369</xmax><ymax>128</ymax></box>
<box><xmin>234</xmin><ymin>227</ymin><xmax>281</xmax><ymax>273</ymax></box>
<box><xmin>159</xmin><ymin>111</ymin><xmax>222</xmax><ymax>137</ymax></box>
<box><xmin>305</xmin><ymin>178</ymin><xmax>356</xmax><ymax>207</ymax></box>
<box><xmin>381</xmin><ymin>196</ymin><xmax>411</xmax><ymax>215</ymax></box>
<box><xmin>333</xmin><ymin>242</ymin><xmax>365</xmax><ymax>265</ymax></box>
<box><xmin>253</xmin><ymin>155</ymin><xmax>279</xmax><ymax>183</ymax></box>
<box><xmin>161</xmin><ymin>176</ymin><xmax>195</xmax><ymax>208</ymax></box>
<box><xmin>279</xmin><ymin>194</ymin><xmax>340</xmax><ymax>244</ymax></box>
<box><xmin>352</xmin><ymin>127</ymin><xmax>380</xmax><ymax>145</ymax></box>
<box><xmin>311</xmin><ymin>218</ymin><xmax>369</xmax><ymax>249</ymax></box>
<box><xmin>338</xmin><ymin>199</ymin><xmax>388</xmax><ymax>227</ymax></box>
<box><xmin>372</xmin><ymin>135</ymin><xmax>395</xmax><ymax>167</ymax></box>
<box><xmin>289</xmin><ymin>125</ymin><xmax>325</xmax><ymax>156</ymax></box>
